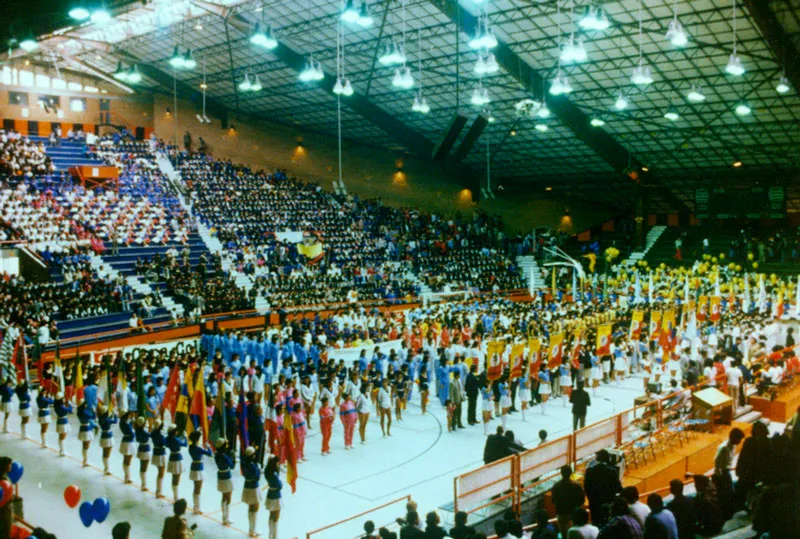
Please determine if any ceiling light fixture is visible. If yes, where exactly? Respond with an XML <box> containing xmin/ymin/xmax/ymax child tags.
<box><xmin>734</xmin><ymin>102</ymin><xmax>751</xmax><ymax>116</ymax></box>
<box><xmin>341</xmin><ymin>0</ymin><xmax>360</xmax><ymax>23</ymax></box>
<box><xmin>631</xmin><ymin>0</ymin><xmax>653</xmax><ymax>86</ymax></box>
<box><xmin>169</xmin><ymin>46</ymin><xmax>186</xmax><ymax>69</ymax></box>
<box><xmin>378</xmin><ymin>40</ymin><xmax>406</xmax><ymax>66</ymax></box>
<box><xmin>614</xmin><ymin>92</ymin><xmax>629</xmax><ymax>110</ymax></box>
<box><xmin>468</xmin><ymin>15</ymin><xmax>497</xmax><ymax>50</ymax></box>
<box><xmin>356</xmin><ymin>2</ymin><xmax>373</xmax><ymax>27</ymax></box>
<box><xmin>250</xmin><ymin>74</ymin><xmax>262</xmax><ymax>92</ymax></box>
<box><xmin>536</xmin><ymin>104</ymin><xmax>551</xmax><ymax>119</ymax></box>
<box><xmin>412</xmin><ymin>30</ymin><xmax>430</xmax><ymax>114</ymax></box>
<box><xmin>299</xmin><ymin>57</ymin><xmax>324</xmax><ymax>82</ymax></box>
<box><xmin>724</xmin><ymin>0</ymin><xmax>745</xmax><ymax>76</ymax></box>
<box><xmin>686</xmin><ymin>85</ymin><xmax>706</xmax><ymax>102</ymax></box>
<box><xmin>549</xmin><ymin>71</ymin><xmax>572</xmax><ymax>95</ymax></box>
<box><xmin>578</xmin><ymin>5</ymin><xmax>610</xmax><ymax>31</ymax></box>
<box><xmin>183</xmin><ymin>49</ymin><xmax>197</xmax><ymax>70</ymax></box>
<box><xmin>535</xmin><ymin>123</ymin><xmax>549</xmax><ymax>132</ymax></box>
<box><xmin>732</xmin><ymin>159</ymin><xmax>742</xmax><ymax>167</ymax></box>
<box><xmin>590</xmin><ymin>117</ymin><xmax>605</xmax><ymax>127</ymax></box>
<box><xmin>127</xmin><ymin>65</ymin><xmax>142</xmax><ymax>84</ymax></box>
<box><xmin>238</xmin><ymin>73</ymin><xmax>253</xmax><ymax>91</ymax></box>
<box><xmin>470</xmin><ymin>84</ymin><xmax>491</xmax><ymax>106</ymax></box>
<box><xmin>250</xmin><ymin>23</ymin><xmax>278</xmax><ymax>50</ymax></box>
<box><xmin>90</xmin><ymin>8</ymin><xmax>111</xmax><ymax>25</ymax></box>
<box><xmin>113</xmin><ymin>61</ymin><xmax>129</xmax><ymax>81</ymax></box>
<box><xmin>69</xmin><ymin>6</ymin><xmax>91</xmax><ymax>20</ymax></box>
<box><xmin>665</xmin><ymin>0</ymin><xmax>689</xmax><ymax>47</ymax></box>
<box><xmin>663</xmin><ymin>107</ymin><xmax>680</xmax><ymax>121</ymax></box>
<box><xmin>776</xmin><ymin>74</ymin><xmax>790</xmax><ymax>94</ymax></box>
<box><xmin>19</xmin><ymin>38</ymin><xmax>38</xmax><ymax>52</ymax></box>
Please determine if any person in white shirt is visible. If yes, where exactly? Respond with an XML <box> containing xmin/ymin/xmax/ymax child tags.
<box><xmin>725</xmin><ymin>361</ymin><xmax>743</xmax><ymax>413</ymax></box>
<box><xmin>767</xmin><ymin>362</ymin><xmax>784</xmax><ymax>385</ymax></box>
<box><xmin>376</xmin><ymin>378</ymin><xmax>392</xmax><ymax>437</ymax></box>
<box><xmin>621</xmin><ymin>486</ymin><xmax>651</xmax><ymax>527</ymax></box>
<box><xmin>355</xmin><ymin>383</ymin><xmax>371</xmax><ymax>444</ymax></box>
<box><xmin>567</xmin><ymin>507</ymin><xmax>599</xmax><ymax>539</ymax></box>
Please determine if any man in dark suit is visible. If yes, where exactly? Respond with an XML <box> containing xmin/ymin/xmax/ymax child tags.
<box><xmin>584</xmin><ymin>449</ymin><xmax>622</xmax><ymax>526</ymax></box>
<box><xmin>465</xmin><ymin>364</ymin><xmax>480</xmax><ymax>425</ymax></box>
<box><xmin>400</xmin><ymin>511</ymin><xmax>426</xmax><ymax>539</ymax></box>
<box><xmin>483</xmin><ymin>426</ymin><xmax>510</xmax><ymax>464</ymax></box>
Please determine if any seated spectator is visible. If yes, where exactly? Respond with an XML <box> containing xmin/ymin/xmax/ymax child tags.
<box><xmin>399</xmin><ymin>511</ymin><xmax>425</xmax><ymax>539</ymax></box>
<box><xmin>665</xmin><ymin>480</ymin><xmax>695</xmax><ymax>539</ymax></box>
<box><xmin>483</xmin><ymin>426</ymin><xmax>509</xmax><ymax>464</ymax></box>
<box><xmin>530</xmin><ymin>509</ymin><xmax>558</xmax><ymax>539</ymax></box>
<box><xmin>642</xmin><ymin>494</ymin><xmax>678</xmax><ymax>539</ymax></box>
<box><xmin>597</xmin><ymin>498</ymin><xmax>643</xmax><ymax>539</ymax></box>
<box><xmin>448</xmin><ymin>511</ymin><xmax>475</xmax><ymax>539</ymax></box>
<box><xmin>567</xmin><ymin>507</ymin><xmax>599</xmax><ymax>539</ymax></box>
<box><xmin>621</xmin><ymin>486</ymin><xmax>650</xmax><ymax>526</ymax></box>
<box><xmin>551</xmin><ymin>464</ymin><xmax>585</xmax><ymax>539</ymax></box>
<box><xmin>423</xmin><ymin>511</ymin><xmax>447</xmax><ymax>539</ymax></box>
<box><xmin>691</xmin><ymin>475</ymin><xmax>724</xmax><ymax>536</ymax></box>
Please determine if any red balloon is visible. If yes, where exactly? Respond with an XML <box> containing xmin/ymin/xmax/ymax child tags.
<box><xmin>63</xmin><ymin>484</ymin><xmax>81</xmax><ymax>508</ymax></box>
<box><xmin>0</xmin><ymin>480</ymin><xmax>12</xmax><ymax>508</ymax></box>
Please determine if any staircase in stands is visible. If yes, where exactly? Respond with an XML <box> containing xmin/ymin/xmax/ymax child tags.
<box><xmin>624</xmin><ymin>225</ymin><xmax>668</xmax><ymax>266</ymax></box>
<box><xmin>516</xmin><ymin>255</ymin><xmax>547</xmax><ymax>291</ymax></box>
<box><xmin>34</xmin><ymin>137</ymin><xmax>105</xmax><ymax>170</ymax></box>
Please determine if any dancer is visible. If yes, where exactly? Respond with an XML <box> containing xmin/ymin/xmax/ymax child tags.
<box><xmin>418</xmin><ymin>365</ymin><xmax>429</xmax><ymax>415</ymax></box>
<box><xmin>394</xmin><ymin>370</ymin><xmax>407</xmax><ymax>421</ymax></box>
<box><xmin>355</xmin><ymin>383</ymin><xmax>372</xmax><ymax>445</ymax></box>
<box><xmin>36</xmin><ymin>387</ymin><xmax>53</xmax><ymax>447</ymax></box>
<box><xmin>98</xmin><ymin>405</ymin><xmax>117</xmax><ymax>475</ymax></box>
<box><xmin>481</xmin><ymin>382</ymin><xmax>493</xmax><ymax>435</ymax></box>
<box><xmin>134</xmin><ymin>417</ymin><xmax>151</xmax><ymax>491</ymax></box>
<box><xmin>518</xmin><ymin>373</ymin><xmax>531</xmax><ymax>422</ymax></box>
<box><xmin>265</xmin><ymin>391</ymin><xmax>279</xmax><ymax>458</ymax></box>
<box><xmin>53</xmin><ymin>393</ymin><xmax>72</xmax><ymax>456</ymax></box>
<box><xmin>241</xmin><ymin>446</ymin><xmax>262</xmax><ymax>538</ymax></box>
<box><xmin>77</xmin><ymin>401</ymin><xmax>96</xmax><ymax>468</ymax></box>
<box><xmin>559</xmin><ymin>360</ymin><xmax>572</xmax><ymax>406</ymax></box>
<box><xmin>339</xmin><ymin>392</ymin><xmax>357</xmax><ymax>450</ymax></box>
<box><xmin>274</xmin><ymin>403</ymin><xmax>286</xmax><ymax>465</ymax></box>
<box><xmin>166</xmin><ymin>426</ymin><xmax>188</xmax><ymax>501</ymax></box>
<box><xmin>290</xmin><ymin>402</ymin><xmax>307</xmax><ymax>462</ymax></box>
<box><xmin>15</xmin><ymin>382</ymin><xmax>31</xmax><ymax>439</ymax></box>
<box><xmin>265</xmin><ymin>455</ymin><xmax>283</xmax><ymax>539</ymax></box>
<box><xmin>188</xmin><ymin>430</ymin><xmax>212</xmax><ymax>514</ymax></box>
<box><xmin>499</xmin><ymin>382</ymin><xmax>511</xmax><ymax>428</ymax></box>
<box><xmin>299</xmin><ymin>375</ymin><xmax>316</xmax><ymax>430</ymax></box>
<box><xmin>319</xmin><ymin>396</ymin><xmax>333</xmax><ymax>455</ymax></box>
<box><xmin>1</xmin><ymin>377</ymin><xmax>13</xmax><ymax>433</ymax></box>
<box><xmin>119</xmin><ymin>411</ymin><xmax>135</xmax><ymax>482</ymax></box>
<box><xmin>538</xmin><ymin>364</ymin><xmax>551</xmax><ymax>414</ymax></box>
<box><xmin>214</xmin><ymin>438</ymin><xmax>234</xmax><ymax>526</ymax></box>
<box><xmin>377</xmin><ymin>378</ymin><xmax>392</xmax><ymax>437</ymax></box>
<box><xmin>151</xmin><ymin>420</ymin><xmax>167</xmax><ymax>498</ymax></box>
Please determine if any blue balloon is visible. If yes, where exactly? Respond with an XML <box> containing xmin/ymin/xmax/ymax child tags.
<box><xmin>92</xmin><ymin>497</ymin><xmax>111</xmax><ymax>524</ymax></box>
<box><xmin>7</xmin><ymin>462</ymin><xmax>23</xmax><ymax>484</ymax></box>
<box><xmin>78</xmin><ymin>501</ymin><xmax>94</xmax><ymax>527</ymax></box>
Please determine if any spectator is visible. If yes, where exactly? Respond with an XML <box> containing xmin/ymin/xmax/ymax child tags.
<box><xmin>735</xmin><ymin>420</ymin><xmax>769</xmax><ymax>508</ymax></box>
<box><xmin>161</xmin><ymin>498</ymin><xmax>194</xmax><ymax>539</ymax></box>
<box><xmin>551</xmin><ymin>464</ymin><xmax>585</xmax><ymax>539</ymax></box>
<box><xmin>621</xmin><ymin>486</ymin><xmax>650</xmax><ymax>526</ymax></box>
<box><xmin>570</xmin><ymin>380</ymin><xmax>591</xmax><ymax>430</ymax></box>
<box><xmin>504</xmin><ymin>430</ymin><xmax>525</xmax><ymax>454</ymax></box>
<box><xmin>752</xmin><ymin>482</ymin><xmax>800</xmax><ymax>538</ymax></box>
<box><xmin>665</xmin><ymin>480</ymin><xmax>696</xmax><ymax>539</ymax></box>
<box><xmin>449</xmin><ymin>370</ymin><xmax>465</xmax><ymax>430</ymax></box>
<box><xmin>465</xmin><ymin>364</ymin><xmax>480</xmax><ymax>425</ymax></box>
<box><xmin>567</xmin><ymin>507</ymin><xmax>599</xmax><ymax>539</ymax></box>
<box><xmin>538</xmin><ymin>429</ymin><xmax>548</xmax><ymax>445</ymax></box>
<box><xmin>584</xmin><ymin>449</ymin><xmax>621</xmax><ymax>526</ymax></box>
<box><xmin>423</xmin><ymin>511</ymin><xmax>447</xmax><ymax>539</ymax></box>
<box><xmin>692</xmin><ymin>475</ymin><xmax>724</xmax><ymax>536</ymax></box>
<box><xmin>598</xmin><ymin>498</ymin><xmax>643</xmax><ymax>539</ymax></box>
<box><xmin>363</xmin><ymin>520</ymin><xmax>376</xmax><ymax>538</ymax></box>
<box><xmin>448</xmin><ymin>511</ymin><xmax>475</xmax><ymax>539</ymax></box>
<box><xmin>483</xmin><ymin>426</ymin><xmax>509</xmax><ymax>464</ymax></box>
<box><xmin>493</xmin><ymin>519</ymin><xmax>514</xmax><ymax>539</ymax></box>
<box><xmin>399</xmin><ymin>511</ymin><xmax>425</xmax><ymax>539</ymax></box>
<box><xmin>713</xmin><ymin>427</ymin><xmax>745</xmax><ymax>517</ymax></box>
<box><xmin>503</xmin><ymin>508</ymin><xmax>523</xmax><ymax>538</ymax></box>
<box><xmin>530</xmin><ymin>509</ymin><xmax>558</xmax><ymax>539</ymax></box>
<box><xmin>642</xmin><ymin>494</ymin><xmax>678</xmax><ymax>539</ymax></box>
<box><xmin>112</xmin><ymin>522</ymin><xmax>132</xmax><ymax>539</ymax></box>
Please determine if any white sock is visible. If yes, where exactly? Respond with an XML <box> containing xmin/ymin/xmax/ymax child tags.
<box><xmin>501</xmin><ymin>414</ymin><xmax>507</xmax><ymax>428</ymax></box>
<box><xmin>193</xmin><ymin>493</ymin><xmax>200</xmax><ymax>512</ymax></box>
<box><xmin>58</xmin><ymin>438</ymin><xmax>64</xmax><ymax>454</ymax></box>
<box><xmin>41</xmin><ymin>431</ymin><xmax>46</xmax><ymax>446</ymax></box>
<box><xmin>172</xmin><ymin>483</ymin><xmax>179</xmax><ymax>501</ymax></box>
<box><xmin>222</xmin><ymin>502</ymin><xmax>229</xmax><ymax>523</ymax></box>
<box><xmin>248</xmin><ymin>511</ymin><xmax>257</xmax><ymax>534</ymax></box>
<box><xmin>82</xmin><ymin>447</ymin><xmax>88</xmax><ymax>465</ymax></box>
<box><xmin>541</xmin><ymin>402</ymin><xmax>546</xmax><ymax>415</ymax></box>
<box><xmin>269</xmin><ymin>519</ymin><xmax>277</xmax><ymax>539</ymax></box>
<box><xmin>483</xmin><ymin>421</ymin><xmax>488</xmax><ymax>435</ymax></box>
<box><xmin>521</xmin><ymin>408</ymin><xmax>526</xmax><ymax>421</ymax></box>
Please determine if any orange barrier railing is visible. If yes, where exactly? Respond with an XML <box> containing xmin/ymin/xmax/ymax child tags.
<box><xmin>454</xmin><ymin>454</ymin><xmax>518</xmax><ymax>516</ymax></box>
<box><xmin>305</xmin><ymin>495</ymin><xmax>411</xmax><ymax>539</ymax></box>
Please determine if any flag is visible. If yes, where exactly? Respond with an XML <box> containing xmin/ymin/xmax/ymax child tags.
<box><xmin>757</xmin><ymin>275</ymin><xmax>767</xmax><ymax>313</ymax></box>
<box><xmin>596</xmin><ymin>324</ymin><xmax>612</xmax><ymax>355</ymax></box>
<box><xmin>237</xmin><ymin>385</ymin><xmax>249</xmax><ymax>473</ymax></box>
<box><xmin>743</xmin><ymin>276</ymin><xmax>751</xmax><ymax>313</ymax></box>
<box><xmin>570</xmin><ymin>332</ymin><xmax>582</xmax><ymax>369</ymax></box>
<box><xmin>710</xmin><ymin>296</ymin><xmax>722</xmax><ymax>322</ymax></box>
<box><xmin>630</xmin><ymin>311</ymin><xmax>644</xmax><ymax>340</ymax></box>
<box><xmin>74</xmin><ymin>358</ymin><xmax>84</xmax><ymax>404</ymax></box>
<box><xmin>160</xmin><ymin>364</ymin><xmax>181</xmax><ymax>419</ymax></box>
<box><xmin>175</xmin><ymin>364</ymin><xmax>195</xmax><ymax>431</ymax></box>
<box><xmin>135</xmin><ymin>355</ymin><xmax>145</xmax><ymax>417</ymax></box>
<box><xmin>97</xmin><ymin>355</ymin><xmax>111</xmax><ymax>407</ymax></box>
<box><xmin>527</xmin><ymin>338</ymin><xmax>541</xmax><ymax>375</ymax></box>
<box><xmin>115</xmin><ymin>353</ymin><xmax>127</xmax><ymax>413</ymax></box>
<box><xmin>776</xmin><ymin>288</ymin><xmax>785</xmax><ymax>320</ymax></box>
<box><xmin>509</xmin><ymin>344</ymin><xmax>524</xmax><ymax>379</ymax></box>
<box><xmin>548</xmin><ymin>333</ymin><xmax>564</xmax><ymax>368</ymax></box>
<box><xmin>649</xmin><ymin>311</ymin><xmax>662</xmax><ymax>341</ymax></box>
<box><xmin>53</xmin><ymin>352</ymin><xmax>65</xmax><ymax>395</ymax></box>
<box><xmin>283</xmin><ymin>409</ymin><xmax>298</xmax><ymax>493</ymax></box>
<box><xmin>660</xmin><ymin>309</ymin><xmax>677</xmax><ymax>352</ymax></box>
<box><xmin>633</xmin><ymin>273</ymin><xmax>642</xmax><ymax>304</ymax></box>
<box><xmin>795</xmin><ymin>276</ymin><xmax>800</xmax><ymax>318</ymax></box>
<box><xmin>696</xmin><ymin>296</ymin><xmax>708</xmax><ymax>322</ymax></box>
<box><xmin>648</xmin><ymin>273</ymin><xmax>653</xmax><ymax>304</ymax></box>
<box><xmin>486</xmin><ymin>341</ymin><xmax>504</xmax><ymax>381</ymax></box>
<box><xmin>189</xmin><ymin>369</ymin><xmax>209</xmax><ymax>443</ymax></box>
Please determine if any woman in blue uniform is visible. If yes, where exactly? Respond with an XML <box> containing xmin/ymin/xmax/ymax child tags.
<box><xmin>118</xmin><ymin>411</ymin><xmax>135</xmax><ymax>483</ymax></box>
<box><xmin>188</xmin><ymin>430</ymin><xmax>212</xmax><ymax>514</ymax></box>
<box><xmin>1</xmin><ymin>377</ymin><xmax>14</xmax><ymax>433</ymax></box>
<box><xmin>15</xmin><ymin>382</ymin><xmax>31</xmax><ymax>439</ymax></box>
<box><xmin>77</xmin><ymin>401</ymin><xmax>96</xmax><ymax>468</ymax></box>
<box><xmin>265</xmin><ymin>455</ymin><xmax>282</xmax><ymax>539</ymax></box>
<box><xmin>166</xmin><ymin>426</ymin><xmax>187</xmax><ymax>501</ymax></box>
<box><xmin>151</xmin><ymin>420</ymin><xmax>167</xmax><ymax>498</ymax></box>
<box><xmin>98</xmin><ymin>405</ymin><xmax>117</xmax><ymax>475</ymax></box>
<box><xmin>418</xmin><ymin>365</ymin><xmax>429</xmax><ymax>415</ymax></box>
<box><xmin>53</xmin><ymin>392</ymin><xmax>73</xmax><ymax>456</ymax></box>
<box><xmin>134</xmin><ymin>417</ymin><xmax>151</xmax><ymax>491</ymax></box>
<box><xmin>214</xmin><ymin>438</ymin><xmax>234</xmax><ymax>526</ymax></box>
<box><xmin>36</xmin><ymin>388</ymin><xmax>54</xmax><ymax>447</ymax></box>
<box><xmin>241</xmin><ymin>446</ymin><xmax>262</xmax><ymax>538</ymax></box>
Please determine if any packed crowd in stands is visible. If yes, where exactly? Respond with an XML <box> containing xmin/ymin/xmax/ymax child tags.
<box><xmin>0</xmin><ymin>130</ymin><xmax>52</xmax><ymax>176</ymax></box>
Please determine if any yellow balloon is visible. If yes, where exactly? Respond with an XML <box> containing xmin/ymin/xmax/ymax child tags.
<box><xmin>728</xmin><ymin>263</ymin><xmax>735</xmax><ymax>270</ymax></box>
<box><xmin>719</xmin><ymin>253</ymin><xmax>726</xmax><ymax>260</ymax></box>
<box><xmin>747</xmin><ymin>253</ymin><xmax>754</xmax><ymax>261</ymax></box>
<box><xmin>711</xmin><ymin>257</ymin><xmax>718</xmax><ymax>264</ymax></box>
<box><xmin>752</xmin><ymin>262</ymin><xmax>759</xmax><ymax>270</ymax></box>
<box><xmin>735</xmin><ymin>265</ymin><xmax>742</xmax><ymax>272</ymax></box>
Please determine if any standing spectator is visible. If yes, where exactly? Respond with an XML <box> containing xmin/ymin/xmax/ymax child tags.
<box><xmin>551</xmin><ymin>465</ymin><xmax>585</xmax><ymax>539</ymax></box>
<box><xmin>570</xmin><ymin>380</ymin><xmax>591</xmax><ymax>431</ymax></box>
<box><xmin>713</xmin><ymin>427</ymin><xmax>745</xmax><ymax>517</ymax></box>
<box><xmin>567</xmin><ymin>508</ymin><xmax>599</xmax><ymax>539</ymax></box>
<box><xmin>465</xmin><ymin>365</ymin><xmax>480</xmax><ymax>425</ymax></box>
<box><xmin>665</xmin><ymin>480</ymin><xmax>696</xmax><ymax>539</ymax></box>
<box><xmin>531</xmin><ymin>510</ymin><xmax>558</xmax><ymax>539</ymax></box>
<box><xmin>584</xmin><ymin>449</ymin><xmax>622</xmax><ymax>526</ymax></box>
<box><xmin>449</xmin><ymin>370</ymin><xmax>465</xmax><ymax>430</ymax></box>
<box><xmin>735</xmin><ymin>420</ymin><xmax>769</xmax><ymax>509</ymax></box>
<box><xmin>598</xmin><ymin>498</ymin><xmax>643</xmax><ymax>539</ymax></box>
<box><xmin>725</xmin><ymin>361</ymin><xmax>743</xmax><ymax>414</ymax></box>
<box><xmin>483</xmin><ymin>426</ymin><xmax>509</xmax><ymax>464</ymax></box>
<box><xmin>621</xmin><ymin>486</ymin><xmax>650</xmax><ymax>526</ymax></box>
<box><xmin>448</xmin><ymin>511</ymin><xmax>475</xmax><ymax>539</ymax></box>
<box><xmin>643</xmin><ymin>494</ymin><xmax>678</xmax><ymax>539</ymax></box>
<box><xmin>112</xmin><ymin>522</ymin><xmax>132</xmax><ymax>539</ymax></box>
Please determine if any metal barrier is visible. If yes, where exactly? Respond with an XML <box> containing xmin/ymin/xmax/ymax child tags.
<box><xmin>454</xmin><ymin>454</ymin><xmax>517</xmax><ymax>516</ymax></box>
<box><xmin>305</xmin><ymin>495</ymin><xmax>411</xmax><ymax>539</ymax></box>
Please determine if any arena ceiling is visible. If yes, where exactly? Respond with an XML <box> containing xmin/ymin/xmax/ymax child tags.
<box><xmin>3</xmin><ymin>0</ymin><xmax>800</xmax><ymax>212</ymax></box>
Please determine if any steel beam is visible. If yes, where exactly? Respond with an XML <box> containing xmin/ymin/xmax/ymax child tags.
<box><xmin>742</xmin><ymin>0</ymin><xmax>800</xmax><ymax>98</ymax></box>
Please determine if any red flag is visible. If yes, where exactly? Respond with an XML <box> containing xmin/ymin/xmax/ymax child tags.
<box><xmin>160</xmin><ymin>365</ymin><xmax>181</xmax><ymax>419</ymax></box>
<box><xmin>14</xmin><ymin>336</ymin><xmax>29</xmax><ymax>384</ymax></box>
<box><xmin>548</xmin><ymin>333</ymin><xmax>564</xmax><ymax>369</ymax></box>
<box><xmin>283</xmin><ymin>410</ymin><xmax>298</xmax><ymax>493</ymax></box>
<box><xmin>189</xmin><ymin>371</ymin><xmax>209</xmax><ymax>443</ymax></box>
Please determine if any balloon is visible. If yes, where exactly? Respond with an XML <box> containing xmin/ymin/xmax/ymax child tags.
<box><xmin>0</xmin><ymin>480</ymin><xmax>12</xmax><ymax>508</ymax></box>
<box><xmin>92</xmin><ymin>497</ymin><xmax>111</xmax><ymax>523</ymax></box>
<box><xmin>64</xmin><ymin>484</ymin><xmax>81</xmax><ymax>508</ymax></box>
<box><xmin>8</xmin><ymin>462</ymin><xmax>23</xmax><ymax>484</ymax></box>
<box><xmin>752</xmin><ymin>262</ymin><xmax>759</xmax><ymax>270</ymax></box>
<box><xmin>747</xmin><ymin>253</ymin><xmax>754</xmax><ymax>261</ymax></box>
<box><xmin>78</xmin><ymin>501</ymin><xmax>94</xmax><ymax>527</ymax></box>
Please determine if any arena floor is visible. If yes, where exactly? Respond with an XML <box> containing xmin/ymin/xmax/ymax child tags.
<box><xmin>5</xmin><ymin>374</ymin><xmax>649</xmax><ymax>538</ymax></box>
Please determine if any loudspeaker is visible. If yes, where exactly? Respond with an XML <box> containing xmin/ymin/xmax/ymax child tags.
<box><xmin>431</xmin><ymin>112</ymin><xmax>468</xmax><ymax>160</ymax></box>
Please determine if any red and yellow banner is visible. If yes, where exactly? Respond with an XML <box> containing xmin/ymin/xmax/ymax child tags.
<box><xmin>709</xmin><ymin>296</ymin><xmax>722</xmax><ymax>322</ymax></box>
<box><xmin>527</xmin><ymin>338</ymin><xmax>541</xmax><ymax>376</ymax></box>
<box><xmin>548</xmin><ymin>333</ymin><xmax>564</xmax><ymax>368</ymax></box>
<box><xmin>486</xmin><ymin>341</ymin><xmax>504</xmax><ymax>381</ymax></box>
<box><xmin>509</xmin><ymin>343</ymin><xmax>524</xmax><ymax>379</ymax></box>
<box><xmin>596</xmin><ymin>324</ymin><xmax>612</xmax><ymax>356</ymax></box>
<box><xmin>630</xmin><ymin>311</ymin><xmax>644</xmax><ymax>340</ymax></box>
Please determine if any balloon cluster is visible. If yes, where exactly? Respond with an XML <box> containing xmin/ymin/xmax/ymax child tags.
<box><xmin>604</xmin><ymin>246</ymin><xmax>620</xmax><ymax>263</ymax></box>
<box><xmin>0</xmin><ymin>461</ymin><xmax>23</xmax><ymax>509</ymax></box>
<box><xmin>64</xmin><ymin>485</ymin><xmax>111</xmax><ymax>528</ymax></box>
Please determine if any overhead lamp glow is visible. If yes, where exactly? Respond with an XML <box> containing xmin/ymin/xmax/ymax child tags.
<box><xmin>333</xmin><ymin>76</ymin><xmax>353</xmax><ymax>96</ymax></box>
<box><xmin>238</xmin><ymin>73</ymin><xmax>253</xmax><ymax>91</ymax></box>
<box><xmin>686</xmin><ymin>85</ymin><xmax>706</xmax><ymax>102</ymax></box>
<box><xmin>90</xmin><ymin>8</ymin><xmax>111</xmax><ymax>24</ymax></box>
<box><xmin>68</xmin><ymin>7</ymin><xmax>91</xmax><ymax>20</ymax></box>
<box><xmin>113</xmin><ymin>61</ymin><xmax>129</xmax><ymax>81</ymax></box>
<box><xmin>549</xmin><ymin>72</ymin><xmax>572</xmax><ymax>95</ymax></box>
<box><xmin>19</xmin><ymin>39</ymin><xmax>38</xmax><ymax>52</ymax></box>
<box><xmin>127</xmin><ymin>65</ymin><xmax>142</xmax><ymax>84</ymax></box>
<box><xmin>631</xmin><ymin>63</ymin><xmax>653</xmax><ymax>85</ymax></box>
<box><xmin>470</xmin><ymin>86</ymin><xmax>491</xmax><ymax>106</ymax></box>
<box><xmin>663</xmin><ymin>108</ymin><xmax>680</xmax><ymax>121</ymax></box>
<box><xmin>734</xmin><ymin>102</ymin><xmax>751</xmax><ymax>116</ymax></box>
<box><xmin>250</xmin><ymin>74</ymin><xmax>262</xmax><ymax>92</ymax></box>
<box><xmin>535</xmin><ymin>123</ymin><xmax>549</xmax><ymax>132</ymax></box>
<box><xmin>391</xmin><ymin>66</ymin><xmax>414</xmax><ymax>89</ymax></box>
<box><xmin>412</xmin><ymin>95</ymin><xmax>430</xmax><ymax>114</ymax></box>
<box><xmin>299</xmin><ymin>59</ymin><xmax>324</xmax><ymax>82</ymax></box>
<box><xmin>468</xmin><ymin>26</ymin><xmax>497</xmax><ymax>50</ymax></box>
<box><xmin>536</xmin><ymin>104</ymin><xmax>551</xmax><ymax>119</ymax></box>
<box><xmin>578</xmin><ymin>6</ymin><xmax>610</xmax><ymax>31</ymax></box>
<box><xmin>590</xmin><ymin>117</ymin><xmax>605</xmax><ymax>127</ymax></box>
<box><xmin>378</xmin><ymin>41</ymin><xmax>406</xmax><ymax>66</ymax></box>
<box><xmin>614</xmin><ymin>93</ymin><xmax>629</xmax><ymax>110</ymax></box>
<box><xmin>665</xmin><ymin>19</ymin><xmax>689</xmax><ymax>47</ymax></box>
<box><xmin>341</xmin><ymin>0</ymin><xmax>360</xmax><ymax>23</ymax></box>
<box><xmin>356</xmin><ymin>2</ymin><xmax>373</xmax><ymax>27</ymax></box>
<box><xmin>776</xmin><ymin>75</ymin><xmax>791</xmax><ymax>94</ymax></box>
<box><xmin>560</xmin><ymin>37</ymin><xmax>587</xmax><ymax>63</ymax></box>
<box><xmin>183</xmin><ymin>49</ymin><xmax>197</xmax><ymax>70</ymax></box>
<box><xmin>724</xmin><ymin>53</ymin><xmax>745</xmax><ymax>76</ymax></box>
<box><xmin>474</xmin><ymin>53</ymin><xmax>499</xmax><ymax>76</ymax></box>
<box><xmin>169</xmin><ymin>46</ymin><xmax>185</xmax><ymax>69</ymax></box>
<box><xmin>250</xmin><ymin>23</ymin><xmax>278</xmax><ymax>50</ymax></box>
